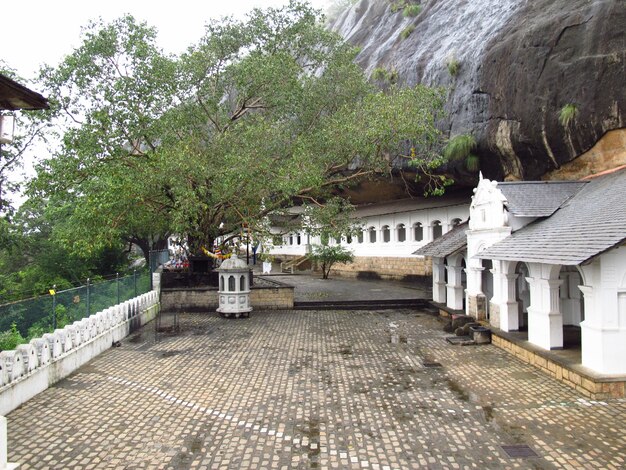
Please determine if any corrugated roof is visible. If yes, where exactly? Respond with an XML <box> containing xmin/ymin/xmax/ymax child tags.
<box><xmin>413</xmin><ymin>221</ymin><xmax>468</xmax><ymax>258</ymax></box>
<box><xmin>498</xmin><ymin>181</ymin><xmax>586</xmax><ymax>217</ymax></box>
<box><xmin>479</xmin><ymin>169</ymin><xmax>626</xmax><ymax>265</ymax></box>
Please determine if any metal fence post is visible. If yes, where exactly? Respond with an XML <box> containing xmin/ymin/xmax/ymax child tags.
<box><xmin>134</xmin><ymin>270</ymin><xmax>137</xmax><ymax>297</ymax></box>
<box><xmin>116</xmin><ymin>272</ymin><xmax>120</xmax><ymax>304</ymax></box>
<box><xmin>86</xmin><ymin>278</ymin><xmax>91</xmax><ymax>317</ymax></box>
<box><xmin>52</xmin><ymin>285</ymin><xmax>57</xmax><ymax>330</ymax></box>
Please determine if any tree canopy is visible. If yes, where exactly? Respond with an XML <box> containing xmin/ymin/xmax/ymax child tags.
<box><xmin>32</xmin><ymin>0</ymin><xmax>446</xmax><ymax>260</ymax></box>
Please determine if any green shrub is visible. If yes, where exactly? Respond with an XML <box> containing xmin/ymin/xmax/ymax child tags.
<box><xmin>443</xmin><ymin>134</ymin><xmax>477</xmax><ymax>161</ymax></box>
<box><xmin>310</xmin><ymin>245</ymin><xmax>354</xmax><ymax>279</ymax></box>
<box><xmin>371</xmin><ymin>67</ymin><xmax>399</xmax><ymax>85</ymax></box>
<box><xmin>447</xmin><ymin>57</ymin><xmax>460</xmax><ymax>76</ymax></box>
<box><xmin>559</xmin><ymin>103</ymin><xmax>578</xmax><ymax>127</ymax></box>
<box><xmin>403</xmin><ymin>5</ymin><xmax>422</xmax><ymax>17</ymax></box>
<box><xmin>465</xmin><ymin>154</ymin><xmax>480</xmax><ymax>172</ymax></box>
<box><xmin>400</xmin><ymin>25</ymin><xmax>416</xmax><ymax>40</ymax></box>
<box><xmin>0</xmin><ymin>323</ymin><xmax>26</xmax><ymax>351</ymax></box>
<box><xmin>371</xmin><ymin>67</ymin><xmax>389</xmax><ymax>81</ymax></box>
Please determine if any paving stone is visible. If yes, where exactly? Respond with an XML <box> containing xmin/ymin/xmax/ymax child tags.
<box><xmin>6</xmin><ymin>310</ymin><xmax>626</xmax><ymax>469</ymax></box>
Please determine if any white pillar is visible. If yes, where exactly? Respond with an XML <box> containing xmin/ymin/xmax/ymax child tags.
<box><xmin>432</xmin><ymin>257</ymin><xmax>447</xmax><ymax>304</ymax></box>
<box><xmin>498</xmin><ymin>272</ymin><xmax>520</xmax><ymax>331</ymax></box>
<box><xmin>0</xmin><ymin>416</ymin><xmax>19</xmax><ymax>470</ymax></box>
<box><xmin>446</xmin><ymin>265</ymin><xmax>464</xmax><ymax>310</ymax></box>
<box><xmin>526</xmin><ymin>275</ymin><xmax>563</xmax><ymax>350</ymax></box>
<box><xmin>491</xmin><ymin>261</ymin><xmax>520</xmax><ymax>331</ymax></box>
<box><xmin>580</xmin><ymin>281</ymin><xmax>626</xmax><ymax>374</ymax></box>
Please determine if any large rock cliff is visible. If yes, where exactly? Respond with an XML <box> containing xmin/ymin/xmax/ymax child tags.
<box><xmin>332</xmin><ymin>0</ymin><xmax>625</xmax><ymax>181</ymax></box>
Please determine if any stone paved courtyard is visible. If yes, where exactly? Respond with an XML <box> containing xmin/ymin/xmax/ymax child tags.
<box><xmin>7</xmin><ymin>309</ymin><xmax>626</xmax><ymax>469</ymax></box>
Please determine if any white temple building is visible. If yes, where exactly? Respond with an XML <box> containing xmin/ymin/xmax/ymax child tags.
<box><xmin>417</xmin><ymin>167</ymin><xmax>626</xmax><ymax>376</ymax></box>
<box><xmin>269</xmin><ymin>194</ymin><xmax>470</xmax><ymax>280</ymax></box>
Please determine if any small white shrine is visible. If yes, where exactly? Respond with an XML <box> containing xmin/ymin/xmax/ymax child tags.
<box><xmin>217</xmin><ymin>255</ymin><xmax>252</xmax><ymax>318</ymax></box>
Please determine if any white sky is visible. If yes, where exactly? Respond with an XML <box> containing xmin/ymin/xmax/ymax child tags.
<box><xmin>4</xmin><ymin>0</ymin><xmax>329</xmax><ymax>79</ymax></box>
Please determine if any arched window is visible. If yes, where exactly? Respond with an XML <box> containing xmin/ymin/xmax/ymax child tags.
<box><xmin>432</xmin><ymin>220</ymin><xmax>442</xmax><ymax>240</ymax></box>
<box><xmin>414</xmin><ymin>222</ymin><xmax>423</xmax><ymax>242</ymax></box>
<box><xmin>451</xmin><ymin>218</ymin><xmax>462</xmax><ymax>227</ymax></box>
<box><xmin>289</xmin><ymin>234</ymin><xmax>293</xmax><ymax>245</ymax></box>
<box><xmin>369</xmin><ymin>226</ymin><xmax>377</xmax><ymax>243</ymax></box>
<box><xmin>397</xmin><ymin>224</ymin><xmax>406</xmax><ymax>242</ymax></box>
<box><xmin>347</xmin><ymin>234</ymin><xmax>353</xmax><ymax>244</ymax></box>
<box><xmin>228</xmin><ymin>275</ymin><xmax>236</xmax><ymax>291</ymax></box>
<box><xmin>357</xmin><ymin>231</ymin><xmax>364</xmax><ymax>244</ymax></box>
<box><xmin>240</xmin><ymin>275</ymin><xmax>246</xmax><ymax>291</ymax></box>
<box><xmin>296</xmin><ymin>233</ymin><xmax>301</xmax><ymax>245</ymax></box>
<box><xmin>382</xmin><ymin>225</ymin><xmax>391</xmax><ymax>243</ymax></box>
<box><xmin>220</xmin><ymin>276</ymin><xmax>224</xmax><ymax>291</ymax></box>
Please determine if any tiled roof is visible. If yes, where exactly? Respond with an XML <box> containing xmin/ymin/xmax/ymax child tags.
<box><xmin>353</xmin><ymin>193</ymin><xmax>470</xmax><ymax>218</ymax></box>
<box><xmin>0</xmin><ymin>74</ymin><xmax>49</xmax><ymax>110</ymax></box>
<box><xmin>498</xmin><ymin>181</ymin><xmax>586</xmax><ymax>217</ymax></box>
<box><xmin>413</xmin><ymin>221</ymin><xmax>468</xmax><ymax>258</ymax></box>
<box><xmin>479</xmin><ymin>169</ymin><xmax>626</xmax><ymax>265</ymax></box>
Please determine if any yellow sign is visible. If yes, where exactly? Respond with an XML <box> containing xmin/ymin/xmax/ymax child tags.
<box><xmin>49</xmin><ymin>289</ymin><xmax>56</xmax><ymax>296</ymax></box>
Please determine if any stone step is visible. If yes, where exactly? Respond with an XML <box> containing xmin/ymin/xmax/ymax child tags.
<box><xmin>293</xmin><ymin>298</ymin><xmax>429</xmax><ymax>311</ymax></box>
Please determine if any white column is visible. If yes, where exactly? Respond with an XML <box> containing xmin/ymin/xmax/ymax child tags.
<box><xmin>580</xmin><ymin>282</ymin><xmax>626</xmax><ymax>374</ymax></box>
<box><xmin>446</xmin><ymin>265</ymin><xmax>464</xmax><ymax>310</ymax></box>
<box><xmin>498</xmin><ymin>272</ymin><xmax>520</xmax><ymax>331</ymax></box>
<box><xmin>432</xmin><ymin>257</ymin><xmax>447</xmax><ymax>304</ymax></box>
<box><xmin>490</xmin><ymin>261</ymin><xmax>520</xmax><ymax>331</ymax></box>
<box><xmin>526</xmin><ymin>276</ymin><xmax>563</xmax><ymax>350</ymax></box>
<box><xmin>0</xmin><ymin>416</ymin><xmax>19</xmax><ymax>470</ymax></box>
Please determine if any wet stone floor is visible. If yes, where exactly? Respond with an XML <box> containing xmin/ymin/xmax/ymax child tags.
<box><xmin>7</xmin><ymin>310</ymin><xmax>626</xmax><ymax>469</ymax></box>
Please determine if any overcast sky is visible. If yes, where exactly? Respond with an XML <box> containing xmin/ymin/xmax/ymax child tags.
<box><xmin>4</xmin><ymin>0</ymin><xmax>329</xmax><ymax>79</ymax></box>
<box><xmin>2</xmin><ymin>1</ymin><xmax>331</xmax><ymax>206</ymax></box>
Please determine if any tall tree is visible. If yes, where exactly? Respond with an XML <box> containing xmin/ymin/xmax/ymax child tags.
<box><xmin>34</xmin><ymin>1</ymin><xmax>446</xmax><ymax>259</ymax></box>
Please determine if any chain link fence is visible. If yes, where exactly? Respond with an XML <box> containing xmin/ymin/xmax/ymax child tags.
<box><xmin>0</xmin><ymin>270</ymin><xmax>151</xmax><ymax>342</ymax></box>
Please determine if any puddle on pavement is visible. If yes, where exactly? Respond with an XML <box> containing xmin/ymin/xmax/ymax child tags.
<box><xmin>128</xmin><ymin>334</ymin><xmax>142</xmax><ymax>343</ymax></box>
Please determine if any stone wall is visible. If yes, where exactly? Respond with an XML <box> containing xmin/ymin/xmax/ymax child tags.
<box><xmin>251</xmin><ymin>286</ymin><xmax>294</xmax><ymax>309</ymax></box>
<box><xmin>489</xmin><ymin>302</ymin><xmax>501</xmax><ymax>329</ymax></box>
<box><xmin>0</xmin><ymin>291</ymin><xmax>160</xmax><ymax>416</ymax></box>
<box><xmin>161</xmin><ymin>288</ymin><xmax>218</xmax><ymax>312</ymax></box>
<box><xmin>160</xmin><ymin>281</ymin><xmax>294</xmax><ymax>312</ymax></box>
<box><xmin>492</xmin><ymin>334</ymin><xmax>626</xmax><ymax>399</ymax></box>
<box><xmin>328</xmin><ymin>256</ymin><xmax>432</xmax><ymax>281</ymax></box>
<box><xmin>467</xmin><ymin>294</ymin><xmax>487</xmax><ymax>321</ymax></box>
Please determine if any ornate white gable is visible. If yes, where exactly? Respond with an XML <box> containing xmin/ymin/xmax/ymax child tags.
<box><xmin>469</xmin><ymin>173</ymin><xmax>508</xmax><ymax>230</ymax></box>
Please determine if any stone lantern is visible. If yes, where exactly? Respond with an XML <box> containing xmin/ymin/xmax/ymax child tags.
<box><xmin>217</xmin><ymin>254</ymin><xmax>252</xmax><ymax>318</ymax></box>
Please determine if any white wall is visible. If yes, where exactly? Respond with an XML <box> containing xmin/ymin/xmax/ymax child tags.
<box><xmin>270</xmin><ymin>202</ymin><xmax>469</xmax><ymax>259</ymax></box>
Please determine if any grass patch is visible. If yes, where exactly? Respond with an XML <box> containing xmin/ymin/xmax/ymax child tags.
<box><xmin>447</xmin><ymin>56</ymin><xmax>460</xmax><ymax>76</ymax></box>
<box><xmin>443</xmin><ymin>134</ymin><xmax>477</xmax><ymax>161</ymax></box>
<box><xmin>403</xmin><ymin>5</ymin><xmax>422</xmax><ymax>17</ymax></box>
<box><xmin>559</xmin><ymin>103</ymin><xmax>578</xmax><ymax>127</ymax></box>
<box><xmin>400</xmin><ymin>24</ymin><xmax>416</xmax><ymax>40</ymax></box>
<box><xmin>465</xmin><ymin>154</ymin><xmax>480</xmax><ymax>172</ymax></box>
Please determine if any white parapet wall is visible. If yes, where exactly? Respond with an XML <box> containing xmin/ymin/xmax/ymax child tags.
<box><xmin>0</xmin><ymin>290</ymin><xmax>160</xmax><ymax>416</ymax></box>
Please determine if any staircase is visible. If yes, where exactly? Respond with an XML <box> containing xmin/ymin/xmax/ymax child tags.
<box><xmin>281</xmin><ymin>255</ymin><xmax>311</xmax><ymax>274</ymax></box>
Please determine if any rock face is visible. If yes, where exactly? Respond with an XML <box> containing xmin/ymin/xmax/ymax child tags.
<box><xmin>332</xmin><ymin>0</ymin><xmax>625</xmax><ymax>181</ymax></box>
